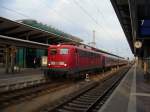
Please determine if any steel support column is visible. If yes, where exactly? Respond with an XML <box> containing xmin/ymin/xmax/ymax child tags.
<box><xmin>128</xmin><ymin>0</ymin><xmax>137</xmax><ymax>55</ymax></box>
<box><xmin>5</xmin><ymin>46</ymin><xmax>10</xmax><ymax>73</ymax></box>
<box><xmin>10</xmin><ymin>46</ymin><xmax>17</xmax><ymax>73</ymax></box>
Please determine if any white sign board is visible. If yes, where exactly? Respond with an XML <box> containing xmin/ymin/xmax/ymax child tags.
<box><xmin>41</xmin><ymin>56</ymin><xmax>47</xmax><ymax>67</ymax></box>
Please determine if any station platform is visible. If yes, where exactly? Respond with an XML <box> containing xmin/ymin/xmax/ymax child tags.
<box><xmin>0</xmin><ymin>68</ymin><xmax>44</xmax><ymax>79</ymax></box>
<box><xmin>99</xmin><ymin>64</ymin><xmax>150</xmax><ymax>112</ymax></box>
<box><xmin>0</xmin><ymin>68</ymin><xmax>46</xmax><ymax>92</ymax></box>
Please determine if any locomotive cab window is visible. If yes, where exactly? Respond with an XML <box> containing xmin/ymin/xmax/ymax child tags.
<box><xmin>50</xmin><ymin>48</ymin><xmax>57</xmax><ymax>55</ymax></box>
<box><xmin>60</xmin><ymin>48</ymin><xmax>68</xmax><ymax>54</ymax></box>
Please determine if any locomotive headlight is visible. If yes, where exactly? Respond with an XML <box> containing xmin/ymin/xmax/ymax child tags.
<box><xmin>48</xmin><ymin>63</ymin><xmax>51</xmax><ymax>66</ymax></box>
<box><xmin>64</xmin><ymin>64</ymin><xmax>67</xmax><ymax>67</ymax></box>
<box><xmin>57</xmin><ymin>44</ymin><xmax>61</xmax><ymax>47</ymax></box>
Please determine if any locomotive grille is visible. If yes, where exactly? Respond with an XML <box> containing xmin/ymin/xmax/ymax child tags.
<box><xmin>50</xmin><ymin>61</ymin><xmax>65</xmax><ymax>65</ymax></box>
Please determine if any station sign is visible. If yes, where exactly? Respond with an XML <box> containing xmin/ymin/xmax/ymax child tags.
<box><xmin>139</xmin><ymin>20</ymin><xmax>150</xmax><ymax>37</ymax></box>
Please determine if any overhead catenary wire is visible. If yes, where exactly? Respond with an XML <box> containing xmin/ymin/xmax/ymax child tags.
<box><xmin>40</xmin><ymin>0</ymin><xmax>95</xmax><ymax>39</ymax></box>
<box><xmin>0</xmin><ymin>3</ymin><xmax>76</xmax><ymax>33</ymax></box>
<box><xmin>69</xmin><ymin>0</ymin><xmax>109</xmax><ymax>48</ymax></box>
<box><xmin>81</xmin><ymin>0</ymin><xmax>123</xmax><ymax>54</ymax></box>
<box><xmin>91</xmin><ymin>3</ymin><xmax>119</xmax><ymax>54</ymax></box>
<box><xmin>72</xmin><ymin>0</ymin><xmax>116</xmax><ymax>40</ymax></box>
<box><xmin>92</xmin><ymin>0</ymin><xmax>127</xmax><ymax>43</ymax></box>
<box><xmin>0</xmin><ymin>4</ymin><xmax>81</xmax><ymax>39</ymax></box>
<box><xmin>0</xmin><ymin>1</ymin><xmax>109</xmax><ymax>52</ymax></box>
<box><xmin>40</xmin><ymin>0</ymin><xmax>106</xmax><ymax>49</ymax></box>
<box><xmin>41</xmin><ymin>0</ymin><xmax>77</xmax><ymax>28</ymax></box>
<box><xmin>0</xmin><ymin>5</ymin><xmax>31</xmax><ymax>18</ymax></box>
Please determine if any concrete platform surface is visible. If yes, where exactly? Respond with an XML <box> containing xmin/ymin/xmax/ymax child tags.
<box><xmin>99</xmin><ymin>64</ymin><xmax>150</xmax><ymax>112</ymax></box>
<box><xmin>0</xmin><ymin>68</ymin><xmax>44</xmax><ymax>79</ymax></box>
<box><xmin>0</xmin><ymin>68</ymin><xmax>45</xmax><ymax>92</ymax></box>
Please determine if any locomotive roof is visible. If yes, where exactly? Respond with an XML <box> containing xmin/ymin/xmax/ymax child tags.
<box><xmin>49</xmin><ymin>44</ymin><xmax>98</xmax><ymax>53</ymax></box>
<box><xmin>49</xmin><ymin>44</ymin><xmax>125</xmax><ymax>60</ymax></box>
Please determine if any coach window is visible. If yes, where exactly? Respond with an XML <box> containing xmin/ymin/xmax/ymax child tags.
<box><xmin>60</xmin><ymin>48</ymin><xmax>69</xmax><ymax>54</ymax></box>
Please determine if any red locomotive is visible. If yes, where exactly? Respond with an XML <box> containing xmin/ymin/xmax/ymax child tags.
<box><xmin>44</xmin><ymin>44</ymin><xmax>127</xmax><ymax>78</ymax></box>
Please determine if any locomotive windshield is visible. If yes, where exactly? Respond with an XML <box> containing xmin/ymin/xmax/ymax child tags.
<box><xmin>50</xmin><ymin>48</ymin><xmax>57</xmax><ymax>55</ymax></box>
<box><xmin>60</xmin><ymin>48</ymin><xmax>68</xmax><ymax>54</ymax></box>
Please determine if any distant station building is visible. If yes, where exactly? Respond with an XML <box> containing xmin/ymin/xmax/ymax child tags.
<box><xmin>0</xmin><ymin>17</ymin><xmax>82</xmax><ymax>73</ymax></box>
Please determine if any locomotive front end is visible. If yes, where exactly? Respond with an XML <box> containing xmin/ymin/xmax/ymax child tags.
<box><xmin>46</xmin><ymin>45</ymin><xmax>73</xmax><ymax>77</ymax></box>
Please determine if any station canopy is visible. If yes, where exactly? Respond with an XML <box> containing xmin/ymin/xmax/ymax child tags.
<box><xmin>111</xmin><ymin>0</ymin><xmax>150</xmax><ymax>57</ymax></box>
<box><xmin>0</xmin><ymin>17</ymin><xmax>83</xmax><ymax>48</ymax></box>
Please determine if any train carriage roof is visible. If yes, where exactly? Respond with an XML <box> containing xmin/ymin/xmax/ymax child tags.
<box><xmin>49</xmin><ymin>44</ymin><xmax>126</xmax><ymax>60</ymax></box>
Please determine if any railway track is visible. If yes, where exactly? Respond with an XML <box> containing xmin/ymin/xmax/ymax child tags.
<box><xmin>41</xmin><ymin>67</ymin><xmax>130</xmax><ymax>112</ymax></box>
<box><xmin>0</xmin><ymin>80</ymin><xmax>69</xmax><ymax>109</ymax></box>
